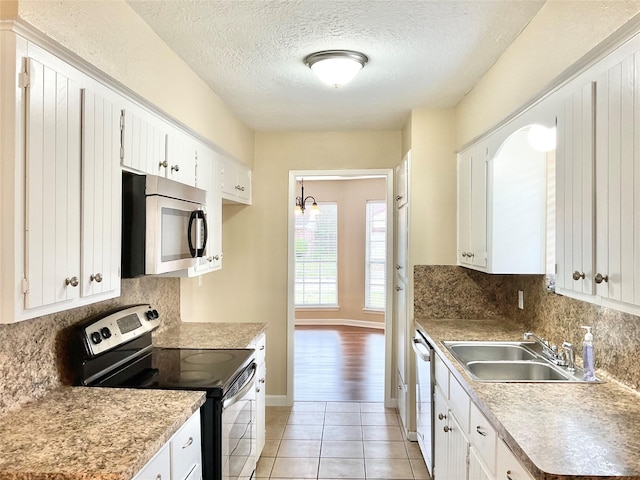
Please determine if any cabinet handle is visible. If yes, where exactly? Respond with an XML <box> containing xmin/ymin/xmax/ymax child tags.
<box><xmin>476</xmin><ymin>425</ymin><xmax>487</xmax><ymax>436</ymax></box>
<box><xmin>595</xmin><ymin>273</ymin><xmax>609</xmax><ymax>284</ymax></box>
<box><xmin>65</xmin><ymin>276</ymin><xmax>79</xmax><ymax>287</ymax></box>
<box><xmin>572</xmin><ymin>271</ymin><xmax>585</xmax><ymax>281</ymax></box>
<box><xmin>506</xmin><ymin>471</ymin><xmax>514</xmax><ymax>480</ymax></box>
<box><xmin>159</xmin><ymin>160</ymin><xmax>168</xmax><ymax>168</ymax></box>
<box><xmin>438</xmin><ymin>413</ymin><xmax>446</xmax><ymax>420</ymax></box>
<box><xmin>395</xmin><ymin>286</ymin><xmax>402</xmax><ymax>291</ymax></box>
<box><xmin>259</xmin><ymin>377</ymin><xmax>266</xmax><ymax>383</ymax></box>
<box><xmin>395</xmin><ymin>264</ymin><xmax>402</xmax><ymax>270</ymax></box>
<box><xmin>182</xmin><ymin>436</ymin><xmax>193</xmax><ymax>449</ymax></box>
<box><xmin>395</xmin><ymin>195</ymin><xmax>403</xmax><ymax>201</ymax></box>
<box><xmin>259</xmin><ymin>345</ymin><xmax>265</xmax><ymax>350</ymax></box>
<box><xmin>90</xmin><ymin>273</ymin><xmax>103</xmax><ymax>283</ymax></box>
<box><xmin>443</xmin><ymin>425</ymin><xmax>451</xmax><ymax>433</ymax></box>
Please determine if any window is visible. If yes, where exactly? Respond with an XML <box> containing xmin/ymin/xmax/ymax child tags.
<box><xmin>365</xmin><ymin>201</ymin><xmax>386</xmax><ymax>310</ymax></box>
<box><xmin>294</xmin><ymin>203</ymin><xmax>338</xmax><ymax>306</ymax></box>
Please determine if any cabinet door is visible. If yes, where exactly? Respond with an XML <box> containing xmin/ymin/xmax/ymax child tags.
<box><xmin>121</xmin><ymin>106</ymin><xmax>166</xmax><ymax>176</ymax></box>
<box><xmin>395</xmin><ymin>153</ymin><xmax>408</xmax><ymax>207</ymax></box>
<box><xmin>433</xmin><ymin>387</ymin><xmax>449</xmax><ymax>479</ymax></box>
<box><xmin>255</xmin><ymin>334</ymin><xmax>267</xmax><ymax>458</ymax></box>
<box><xmin>447</xmin><ymin>410</ymin><xmax>469</xmax><ymax>480</ymax></box>
<box><xmin>396</xmin><ymin>203</ymin><xmax>408</xmax><ymax>282</ymax></box>
<box><xmin>220</xmin><ymin>157</ymin><xmax>251</xmax><ymax>204</ymax></box>
<box><xmin>469</xmin><ymin>447</ymin><xmax>493</xmax><ymax>480</ymax></box>
<box><xmin>470</xmin><ymin>148</ymin><xmax>487</xmax><ymax>268</ymax></box>
<box><xmin>132</xmin><ymin>442</ymin><xmax>171</xmax><ymax>480</ymax></box>
<box><xmin>166</xmin><ymin>127</ymin><xmax>197</xmax><ymax>186</ymax></box>
<box><xmin>496</xmin><ymin>439</ymin><xmax>535</xmax><ymax>480</ymax></box>
<box><xmin>81</xmin><ymin>89</ymin><xmax>121</xmax><ymax>298</ymax></box>
<box><xmin>595</xmin><ymin>53</ymin><xmax>640</xmax><ymax>306</ymax></box>
<box><xmin>394</xmin><ymin>276</ymin><xmax>407</xmax><ymax>388</ymax></box>
<box><xmin>555</xmin><ymin>81</ymin><xmax>595</xmax><ymax>296</ymax></box>
<box><xmin>24</xmin><ymin>58</ymin><xmax>81</xmax><ymax>309</ymax></box>
<box><xmin>457</xmin><ymin>150</ymin><xmax>472</xmax><ymax>265</ymax></box>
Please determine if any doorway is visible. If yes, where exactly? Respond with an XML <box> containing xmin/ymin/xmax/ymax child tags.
<box><xmin>286</xmin><ymin>170</ymin><xmax>394</xmax><ymax>406</ymax></box>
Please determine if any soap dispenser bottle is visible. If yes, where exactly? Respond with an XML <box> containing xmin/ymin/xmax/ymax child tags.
<box><xmin>581</xmin><ymin>326</ymin><xmax>596</xmax><ymax>381</ymax></box>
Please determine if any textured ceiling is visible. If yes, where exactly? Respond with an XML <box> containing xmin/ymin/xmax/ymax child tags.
<box><xmin>127</xmin><ymin>0</ymin><xmax>545</xmax><ymax>132</ymax></box>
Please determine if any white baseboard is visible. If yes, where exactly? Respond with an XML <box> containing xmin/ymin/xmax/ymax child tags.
<box><xmin>266</xmin><ymin>395</ymin><xmax>290</xmax><ymax>407</ymax></box>
<box><xmin>406</xmin><ymin>431</ymin><xmax>418</xmax><ymax>442</ymax></box>
<box><xmin>387</xmin><ymin>398</ymin><xmax>398</xmax><ymax>408</ymax></box>
<box><xmin>295</xmin><ymin>318</ymin><xmax>385</xmax><ymax>330</ymax></box>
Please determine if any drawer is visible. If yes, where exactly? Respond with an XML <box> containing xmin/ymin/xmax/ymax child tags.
<box><xmin>469</xmin><ymin>402</ymin><xmax>497</xmax><ymax>475</ymax></box>
<box><xmin>448</xmin><ymin>373</ymin><xmax>470</xmax><ymax>431</ymax></box>
<box><xmin>171</xmin><ymin>410</ymin><xmax>202</xmax><ymax>480</ymax></box>
<box><xmin>133</xmin><ymin>442</ymin><xmax>170</xmax><ymax>480</ymax></box>
<box><xmin>496</xmin><ymin>439</ymin><xmax>536</xmax><ymax>480</ymax></box>
<box><xmin>434</xmin><ymin>353</ymin><xmax>449</xmax><ymax>398</ymax></box>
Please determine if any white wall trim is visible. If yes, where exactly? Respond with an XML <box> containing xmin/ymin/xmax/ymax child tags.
<box><xmin>295</xmin><ymin>318</ymin><xmax>385</xmax><ymax>330</ymax></box>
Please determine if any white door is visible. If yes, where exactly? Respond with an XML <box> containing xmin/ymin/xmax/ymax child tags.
<box><xmin>24</xmin><ymin>58</ymin><xmax>81</xmax><ymax>309</ymax></box>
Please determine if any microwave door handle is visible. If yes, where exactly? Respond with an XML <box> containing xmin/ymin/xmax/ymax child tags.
<box><xmin>188</xmin><ymin>210</ymin><xmax>208</xmax><ymax>258</ymax></box>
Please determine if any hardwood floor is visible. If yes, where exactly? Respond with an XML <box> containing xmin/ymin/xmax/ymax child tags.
<box><xmin>294</xmin><ymin>325</ymin><xmax>385</xmax><ymax>402</ymax></box>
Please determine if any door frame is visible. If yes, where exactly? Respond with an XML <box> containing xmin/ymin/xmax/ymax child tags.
<box><xmin>286</xmin><ymin>169</ymin><xmax>395</xmax><ymax>407</ymax></box>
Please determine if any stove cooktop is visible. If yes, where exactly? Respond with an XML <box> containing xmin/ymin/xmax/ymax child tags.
<box><xmin>90</xmin><ymin>347</ymin><xmax>255</xmax><ymax>396</ymax></box>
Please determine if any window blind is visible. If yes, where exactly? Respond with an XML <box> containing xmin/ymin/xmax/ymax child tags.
<box><xmin>365</xmin><ymin>201</ymin><xmax>386</xmax><ymax>311</ymax></box>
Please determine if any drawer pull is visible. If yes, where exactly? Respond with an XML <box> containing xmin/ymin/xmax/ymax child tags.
<box><xmin>506</xmin><ymin>471</ymin><xmax>514</xmax><ymax>480</ymax></box>
<box><xmin>259</xmin><ymin>345</ymin><xmax>265</xmax><ymax>350</ymax></box>
<box><xmin>182</xmin><ymin>436</ymin><xmax>193</xmax><ymax>449</ymax></box>
<box><xmin>476</xmin><ymin>425</ymin><xmax>487</xmax><ymax>436</ymax></box>
<box><xmin>156</xmin><ymin>475</ymin><xmax>162</xmax><ymax>480</ymax></box>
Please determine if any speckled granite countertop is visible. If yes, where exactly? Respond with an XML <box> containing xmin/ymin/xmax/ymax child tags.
<box><xmin>153</xmin><ymin>322</ymin><xmax>267</xmax><ymax>349</ymax></box>
<box><xmin>0</xmin><ymin>386</ymin><xmax>205</xmax><ymax>480</ymax></box>
<box><xmin>416</xmin><ymin>318</ymin><xmax>640</xmax><ymax>480</ymax></box>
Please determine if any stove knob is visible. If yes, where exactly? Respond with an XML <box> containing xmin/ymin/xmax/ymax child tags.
<box><xmin>100</xmin><ymin>327</ymin><xmax>112</xmax><ymax>339</ymax></box>
<box><xmin>90</xmin><ymin>332</ymin><xmax>102</xmax><ymax>344</ymax></box>
<box><xmin>152</xmin><ymin>309</ymin><xmax>159</xmax><ymax>319</ymax></box>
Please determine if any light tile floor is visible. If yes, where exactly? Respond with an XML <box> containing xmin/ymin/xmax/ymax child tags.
<box><xmin>257</xmin><ymin>402</ymin><xmax>431</xmax><ymax>480</ymax></box>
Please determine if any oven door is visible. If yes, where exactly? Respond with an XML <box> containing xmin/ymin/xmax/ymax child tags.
<box><xmin>222</xmin><ymin>364</ymin><xmax>257</xmax><ymax>480</ymax></box>
<box><xmin>145</xmin><ymin>195</ymin><xmax>208</xmax><ymax>275</ymax></box>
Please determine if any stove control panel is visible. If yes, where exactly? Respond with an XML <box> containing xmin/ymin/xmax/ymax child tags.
<box><xmin>81</xmin><ymin>304</ymin><xmax>160</xmax><ymax>357</ymax></box>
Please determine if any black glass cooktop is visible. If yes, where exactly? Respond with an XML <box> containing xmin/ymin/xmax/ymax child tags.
<box><xmin>90</xmin><ymin>347</ymin><xmax>254</xmax><ymax>396</ymax></box>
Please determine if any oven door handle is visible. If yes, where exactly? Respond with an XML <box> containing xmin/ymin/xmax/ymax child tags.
<box><xmin>223</xmin><ymin>364</ymin><xmax>257</xmax><ymax>410</ymax></box>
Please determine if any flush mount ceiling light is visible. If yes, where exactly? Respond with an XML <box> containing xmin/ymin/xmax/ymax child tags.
<box><xmin>304</xmin><ymin>50</ymin><xmax>368</xmax><ymax>88</ymax></box>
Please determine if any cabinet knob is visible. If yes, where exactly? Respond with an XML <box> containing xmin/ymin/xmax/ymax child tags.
<box><xmin>438</xmin><ymin>413</ymin><xmax>446</xmax><ymax>420</ymax></box>
<box><xmin>443</xmin><ymin>425</ymin><xmax>451</xmax><ymax>433</ymax></box>
<box><xmin>213</xmin><ymin>255</ymin><xmax>220</xmax><ymax>261</ymax></box>
<box><xmin>506</xmin><ymin>471</ymin><xmax>514</xmax><ymax>480</ymax></box>
<box><xmin>595</xmin><ymin>273</ymin><xmax>609</xmax><ymax>284</ymax></box>
<box><xmin>65</xmin><ymin>276</ymin><xmax>79</xmax><ymax>287</ymax></box>
<box><xmin>395</xmin><ymin>195</ymin><xmax>403</xmax><ymax>201</ymax></box>
<box><xmin>395</xmin><ymin>264</ymin><xmax>402</xmax><ymax>270</ymax></box>
<box><xmin>572</xmin><ymin>271</ymin><xmax>585</xmax><ymax>281</ymax></box>
<box><xmin>171</xmin><ymin>164</ymin><xmax>180</xmax><ymax>172</ymax></box>
<box><xmin>90</xmin><ymin>273</ymin><xmax>103</xmax><ymax>283</ymax></box>
<box><xmin>462</xmin><ymin>252</ymin><xmax>468</xmax><ymax>258</ymax></box>
<box><xmin>256</xmin><ymin>387</ymin><xmax>261</xmax><ymax>393</ymax></box>
<box><xmin>395</xmin><ymin>286</ymin><xmax>402</xmax><ymax>291</ymax></box>
<box><xmin>159</xmin><ymin>160</ymin><xmax>168</xmax><ymax>168</ymax></box>
<box><xmin>260</xmin><ymin>377</ymin><xmax>266</xmax><ymax>383</ymax></box>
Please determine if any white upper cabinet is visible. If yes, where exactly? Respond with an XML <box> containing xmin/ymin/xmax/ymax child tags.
<box><xmin>220</xmin><ymin>155</ymin><xmax>252</xmax><ymax>204</ymax></box>
<box><xmin>120</xmin><ymin>103</ymin><xmax>167</xmax><ymax>177</ymax></box>
<box><xmin>555</xmin><ymin>81</ymin><xmax>596</xmax><ymax>297</ymax></box>
<box><xmin>81</xmin><ymin>89</ymin><xmax>122</xmax><ymax>299</ymax></box>
<box><xmin>458</xmin><ymin>123</ymin><xmax>548</xmax><ymax>275</ymax></box>
<box><xmin>165</xmin><ymin>125</ymin><xmax>197</xmax><ymax>187</ymax></box>
<box><xmin>24</xmin><ymin>58</ymin><xmax>82</xmax><ymax>310</ymax></box>
<box><xmin>594</xmin><ymin>52</ymin><xmax>640</xmax><ymax>310</ymax></box>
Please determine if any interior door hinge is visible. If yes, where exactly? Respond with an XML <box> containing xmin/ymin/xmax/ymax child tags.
<box><xmin>18</xmin><ymin>71</ymin><xmax>29</xmax><ymax>88</ymax></box>
<box><xmin>21</xmin><ymin>277</ymin><xmax>29</xmax><ymax>294</ymax></box>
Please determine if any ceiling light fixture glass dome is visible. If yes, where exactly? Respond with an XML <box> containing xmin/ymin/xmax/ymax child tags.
<box><xmin>304</xmin><ymin>50</ymin><xmax>368</xmax><ymax>88</ymax></box>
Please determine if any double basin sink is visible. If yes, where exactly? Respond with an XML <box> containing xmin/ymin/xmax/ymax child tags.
<box><xmin>441</xmin><ymin>341</ymin><xmax>597</xmax><ymax>383</ymax></box>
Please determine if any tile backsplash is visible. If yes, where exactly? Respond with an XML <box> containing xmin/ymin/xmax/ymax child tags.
<box><xmin>414</xmin><ymin>265</ymin><xmax>640</xmax><ymax>391</ymax></box>
<box><xmin>0</xmin><ymin>277</ymin><xmax>181</xmax><ymax>416</ymax></box>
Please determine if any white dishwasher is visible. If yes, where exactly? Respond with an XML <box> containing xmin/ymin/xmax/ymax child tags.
<box><xmin>412</xmin><ymin>329</ymin><xmax>434</xmax><ymax>476</ymax></box>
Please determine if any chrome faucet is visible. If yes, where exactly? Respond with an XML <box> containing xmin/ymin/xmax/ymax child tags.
<box><xmin>524</xmin><ymin>332</ymin><xmax>568</xmax><ymax>367</ymax></box>
<box><xmin>561</xmin><ymin>342</ymin><xmax>575</xmax><ymax>372</ymax></box>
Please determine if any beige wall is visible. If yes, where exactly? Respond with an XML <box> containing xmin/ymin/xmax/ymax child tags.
<box><xmin>455</xmin><ymin>0</ymin><xmax>640</xmax><ymax>149</ymax></box>
<box><xmin>14</xmin><ymin>0</ymin><xmax>254</xmax><ymax>165</ymax></box>
<box><xmin>293</xmin><ymin>178</ymin><xmax>386</xmax><ymax>324</ymax></box>
<box><xmin>181</xmin><ymin>132</ymin><xmax>401</xmax><ymax>397</ymax></box>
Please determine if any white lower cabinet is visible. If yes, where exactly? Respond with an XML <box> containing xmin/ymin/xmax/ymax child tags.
<box><xmin>252</xmin><ymin>333</ymin><xmax>267</xmax><ymax>459</ymax></box>
<box><xmin>496</xmin><ymin>439</ymin><xmax>535</xmax><ymax>480</ymax></box>
<box><xmin>133</xmin><ymin>410</ymin><xmax>202</xmax><ymax>480</ymax></box>
<box><xmin>431</xmin><ymin>353</ymin><xmax>533</xmax><ymax>480</ymax></box>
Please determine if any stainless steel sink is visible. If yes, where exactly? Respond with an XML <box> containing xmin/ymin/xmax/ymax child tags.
<box><xmin>445</xmin><ymin>341</ymin><xmax>538</xmax><ymax>363</ymax></box>
<box><xmin>465</xmin><ymin>360</ymin><xmax>572</xmax><ymax>382</ymax></box>
<box><xmin>441</xmin><ymin>340</ymin><xmax>597</xmax><ymax>383</ymax></box>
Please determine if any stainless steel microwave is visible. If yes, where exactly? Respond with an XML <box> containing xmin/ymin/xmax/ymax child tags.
<box><xmin>122</xmin><ymin>172</ymin><xmax>208</xmax><ymax>277</ymax></box>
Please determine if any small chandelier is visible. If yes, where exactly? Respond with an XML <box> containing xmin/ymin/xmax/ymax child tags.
<box><xmin>295</xmin><ymin>179</ymin><xmax>320</xmax><ymax>216</ymax></box>
<box><xmin>304</xmin><ymin>50</ymin><xmax>368</xmax><ymax>88</ymax></box>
